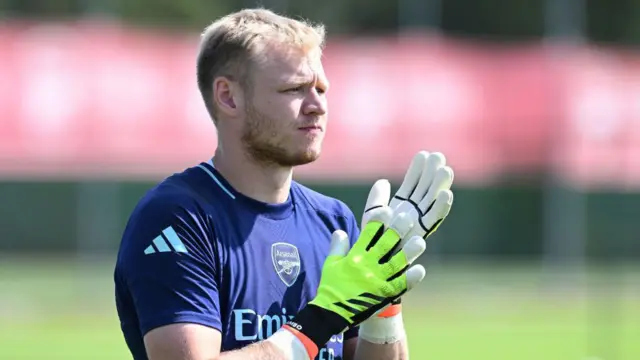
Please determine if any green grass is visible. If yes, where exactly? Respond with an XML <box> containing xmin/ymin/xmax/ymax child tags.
<box><xmin>1</xmin><ymin>256</ymin><xmax>638</xmax><ymax>360</ymax></box>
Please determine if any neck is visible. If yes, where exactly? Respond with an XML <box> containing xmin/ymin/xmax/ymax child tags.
<box><xmin>212</xmin><ymin>145</ymin><xmax>293</xmax><ymax>205</ymax></box>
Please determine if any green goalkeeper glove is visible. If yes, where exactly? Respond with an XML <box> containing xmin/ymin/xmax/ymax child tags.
<box><xmin>358</xmin><ymin>150</ymin><xmax>454</xmax><ymax>344</ymax></box>
<box><xmin>267</xmin><ymin>208</ymin><xmax>427</xmax><ymax>360</ymax></box>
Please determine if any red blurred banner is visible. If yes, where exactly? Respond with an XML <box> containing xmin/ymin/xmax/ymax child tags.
<box><xmin>1</xmin><ymin>21</ymin><xmax>640</xmax><ymax>188</ymax></box>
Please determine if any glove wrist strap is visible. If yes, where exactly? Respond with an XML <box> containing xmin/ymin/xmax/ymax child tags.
<box><xmin>282</xmin><ymin>304</ymin><xmax>349</xmax><ymax>359</ymax></box>
<box><xmin>377</xmin><ymin>303</ymin><xmax>402</xmax><ymax>318</ymax></box>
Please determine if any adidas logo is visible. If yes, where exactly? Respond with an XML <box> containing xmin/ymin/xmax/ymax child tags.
<box><xmin>144</xmin><ymin>226</ymin><xmax>188</xmax><ymax>255</ymax></box>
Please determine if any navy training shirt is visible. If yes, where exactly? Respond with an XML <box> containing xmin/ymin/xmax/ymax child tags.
<box><xmin>114</xmin><ymin>161</ymin><xmax>361</xmax><ymax>360</ymax></box>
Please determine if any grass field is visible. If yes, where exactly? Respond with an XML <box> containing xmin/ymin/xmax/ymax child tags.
<box><xmin>1</xmin><ymin>256</ymin><xmax>638</xmax><ymax>360</ymax></box>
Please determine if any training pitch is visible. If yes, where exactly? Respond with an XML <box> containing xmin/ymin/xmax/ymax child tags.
<box><xmin>1</xmin><ymin>257</ymin><xmax>638</xmax><ymax>360</ymax></box>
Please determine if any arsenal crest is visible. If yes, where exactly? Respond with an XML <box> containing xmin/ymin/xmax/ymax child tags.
<box><xmin>271</xmin><ymin>242</ymin><xmax>301</xmax><ymax>287</ymax></box>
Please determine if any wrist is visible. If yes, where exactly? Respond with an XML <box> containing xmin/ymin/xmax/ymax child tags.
<box><xmin>266</xmin><ymin>327</ymin><xmax>313</xmax><ymax>360</ymax></box>
<box><xmin>272</xmin><ymin>304</ymin><xmax>349</xmax><ymax>359</ymax></box>
<box><xmin>358</xmin><ymin>304</ymin><xmax>406</xmax><ymax>344</ymax></box>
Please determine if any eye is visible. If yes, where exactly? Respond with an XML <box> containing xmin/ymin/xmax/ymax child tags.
<box><xmin>316</xmin><ymin>87</ymin><xmax>326</xmax><ymax>95</ymax></box>
<box><xmin>286</xmin><ymin>85</ymin><xmax>304</xmax><ymax>93</ymax></box>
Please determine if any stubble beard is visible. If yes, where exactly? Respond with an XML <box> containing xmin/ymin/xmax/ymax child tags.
<box><xmin>241</xmin><ymin>103</ymin><xmax>321</xmax><ymax>168</ymax></box>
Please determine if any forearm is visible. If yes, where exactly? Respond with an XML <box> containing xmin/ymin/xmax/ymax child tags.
<box><xmin>218</xmin><ymin>326</ymin><xmax>314</xmax><ymax>360</ymax></box>
<box><xmin>219</xmin><ymin>302</ymin><xmax>348</xmax><ymax>360</ymax></box>
<box><xmin>354</xmin><ymin>338</ymin><xmax>409</xmax><ymax>360</ymax></box>
<box><xmin>217</xmin><ymin>340</ymin><xmax>290</xmax><ymax>360</ymax></box>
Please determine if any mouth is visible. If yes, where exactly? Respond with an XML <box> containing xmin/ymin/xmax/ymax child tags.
<box><xmin>298</xmin><ymin>125</ymin><xmax>324</xmax><ymax>133</ymax></box>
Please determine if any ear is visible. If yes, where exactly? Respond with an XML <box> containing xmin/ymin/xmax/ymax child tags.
<box><xmin>213</xmin><ymin>76</ymin><xmax>242</xmax><ymax>117</ymax></box>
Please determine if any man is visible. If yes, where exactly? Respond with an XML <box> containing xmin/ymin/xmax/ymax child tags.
<box><xmin>114</xmin><ymin>8</ymin><xmax>454</xmax><ymax>360</ymax></box>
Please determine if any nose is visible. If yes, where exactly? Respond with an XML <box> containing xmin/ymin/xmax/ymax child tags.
<box><xmin>302</xmin><ymin>88</ymin><xmax>327</xmax><ymax>116</ymax></box>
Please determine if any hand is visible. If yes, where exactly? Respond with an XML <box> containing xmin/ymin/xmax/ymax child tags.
<box><xmin>363</xmin><ymin>150</ymin><xmax>454</xmax><ymax>261</ymax></box>
<box><xmin>357</xmin><ymin>151</ymin><xmax>454</xmax><ymax>345</ymax></box>
<box><xmin>279</xmin><ymin>209</ymin><xmax>428</xmax><ymax>358</ymax></box>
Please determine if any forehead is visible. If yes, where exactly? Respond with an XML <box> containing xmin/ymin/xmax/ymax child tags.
<box><xmin>255</xmin><ymin>45</ymin><xmax>326</xmax><ymax>82</ymax></box>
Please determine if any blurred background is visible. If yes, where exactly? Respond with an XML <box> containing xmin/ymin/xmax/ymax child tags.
<box><xmin>0</xmin><ymin>0</ymin><xmax>639</xmax><ymax>359</ymax></box>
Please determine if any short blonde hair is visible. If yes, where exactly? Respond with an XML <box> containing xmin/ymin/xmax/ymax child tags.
<box><xmin>196</xmin><ymin>8</ymin><xmax>326</xmax><ymax>121</ymax></box>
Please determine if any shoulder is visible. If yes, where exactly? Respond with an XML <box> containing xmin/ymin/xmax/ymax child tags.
<box><xmin>128</xmin><ymin>178</ymin><xmax>204</xmax><ymax>229</ymax></box>
<box><xmin>130</xmin><ymin>163</ymin><xmax>230</xmax><ymax>223</ymax></box>
<box><xmin>118</xmin><ymin>166</ymin><xmax>222</xmax><ymax>260</ymax></box>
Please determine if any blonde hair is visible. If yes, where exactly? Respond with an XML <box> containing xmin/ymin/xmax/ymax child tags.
<box><xmin>196</xmin><ymin>8</ymin><xmax>326</xmax><ymax>121</ymax></box>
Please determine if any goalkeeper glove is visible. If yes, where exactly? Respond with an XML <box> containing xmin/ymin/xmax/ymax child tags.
<box><xmin>267</xmin><ymin>209</ymin><xmax>427</xmax><ymax>360</ymax></box>
<box><xmin>358</xmin><ymin>150</ymin><xmax>454</xmax><ymax>344</ymax></box>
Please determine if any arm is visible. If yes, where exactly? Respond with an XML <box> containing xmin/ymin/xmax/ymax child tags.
<box><xmin>117</xmin><ymin>194</ymin><xmax>309</xmax><ymax>360</ymax></box>
<box><xmin>353</xmin><ymin>341</ymin><xmax>408</xmax><ymax>360</ymax></box>
<box><xmin>140</xmin><ymin>259</ymin><xmax>409</xmax><ymax>360</ymax></box>
<box><xmin>352</xmin><ymin>340</ymin><xmax>408</xmax><ymax>360</ymax></box>
<box><xmin>144</xmin><ymin>323</ymin><xmax>293</xmax><ymax>360</ymax></box>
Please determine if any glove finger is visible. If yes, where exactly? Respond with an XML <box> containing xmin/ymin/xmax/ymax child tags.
<box><xmin>394</xmin><ymin>190</ymin><xmax>453</xmax><ymax>253</ymax></box>
<box><xmin>388</xmin><ymin>212</ymin><xmax>414</xmax><ymax>239</ymax></box>
<box><xmin>409</xmin><ymin>152</ymin><xmax>446</xmax><ymax>204</ymax></box>
<box><xmin>378</xmin><ymin>209</ymin><xmax>420</xmax><ymax>263</ymax></box>
<box><xmin>389</xmin><ymin>151</ymin><xmax>429</xmax><ymax>209</ymax></box>
<box><xmin>356</xmin><ymin>206</ymin><xmax>394</xmax><ymax>253</ymax></box>
<box><xmin>421</xmin><ymin>190</ymin><xmax>454</xmax><ymax>235</ymax></box>
<box><xmin>328</xmin><ymin>230</ymin><xmax>351</xmax><ymax>258</ymax></box>
<box><xmin>372</xmin><ymin>212</ymin><xmax>413</xmax><ymax>259</ymax></box>
<box><xmin>365</xmin><ymin>179</ymin><xmax>391</xmax><ymax>211</ymax></box>
<box><xmin>418</xmin><ymin>165</ymin><xmax>454</xmax><ymax>214</ymax></box>
<box><xmin>367</xmin><ymin>205</ymin><xmax>394</xmax><ymax>227</ymax></box>
<box><xmin>406</xmin><ymin>264</ymin><xmax>426</xmax><ymax>291</ymax></box>
<box><xmin>382</xmin><ymin>235</ymin><xmax>426</xmax><ymax>281</ymax></box>
<box><xmin>363</xmin><ymin>205</ymin><xmax>394</xmax><ymax>235</ymax></box>
<box><xmin>362</xmin><ymin>179</ymin><xmax>391</xmax><ymax>228</ymax></box>
<box><xmin>402</xmin><ymin>235</ymin><xmax>427</xmax><ymax>265</ymax></box>
<box><xmin>383</xmin><ymin>214</ymin><xmax>425</xmax><ymax>261</ymax></box>
<box><xmin>386</xmin><ymin>228</ymin><xmax>417</xmax><ymax>260</ymax></box>
<box><xmin>388</xmin><ymin>263</ymin><xmax>426</xmax><ymax>295</ymax></box>
<box><xmin>392</xmin><ymin>201</ymin><xmax>418</xmax><ymax>223</ymax></box>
